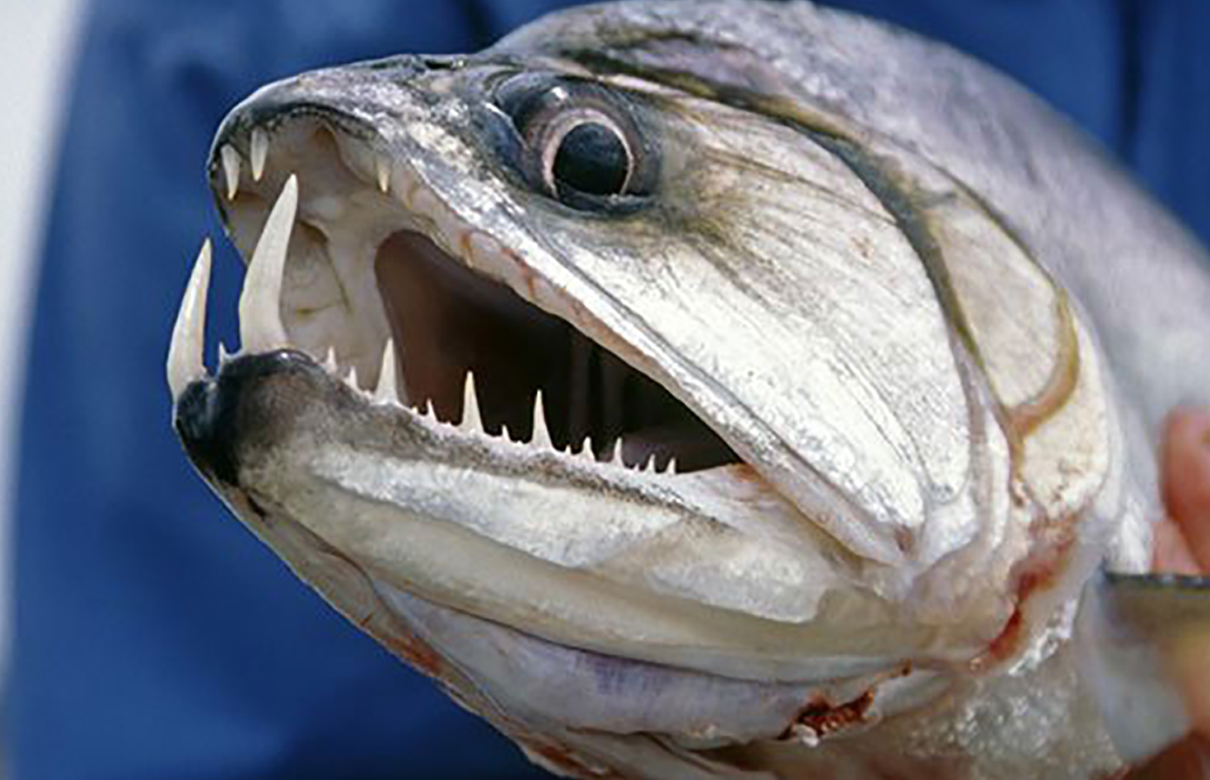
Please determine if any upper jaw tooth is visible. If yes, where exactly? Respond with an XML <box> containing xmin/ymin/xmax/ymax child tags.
<box><xmin>220</xmin><ymin>145</ymin><xmax>241</xmax><ymax>200</ymax></box>
<box><xmin>166</xmin><ymin>239</ymin><xmax>214</xmax><ymax>400</ymax></box>
<box><xmin>376</xmin><ymin>155</ymin><xmax>390</xmax><ymax>194</ymax></box>
<box><xmin>250</xmin><ymin>129</ymin><xmax>269</xmax><ymax>182</ymax></box>
<box><xmin>238</xmin><ymin>175</ymin><xmax>297</xmax><ymax>354</ymax></box>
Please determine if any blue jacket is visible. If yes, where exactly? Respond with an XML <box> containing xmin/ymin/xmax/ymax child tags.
<box><xmin>7</xmin><ymin>1</ymin><xmax>1209</xmax><ymax>778</ymax></box>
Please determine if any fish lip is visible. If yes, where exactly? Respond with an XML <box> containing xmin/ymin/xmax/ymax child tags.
<box><xmin>213</xmin><ymin>99</ymin><xmax>376</xmax><ymax>157</ymax></box>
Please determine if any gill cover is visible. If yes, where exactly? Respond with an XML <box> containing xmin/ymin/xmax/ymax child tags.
<box><xmin>459</xmin><ymin>41</ymin><xmax>1117</xmax><ymax>572</ymax></box>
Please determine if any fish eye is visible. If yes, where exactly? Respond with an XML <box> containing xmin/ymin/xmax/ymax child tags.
<box><xmin>543</xmin><ymin>112</ymin><xmax>633</xmax><ymax>198</ymax></box>
<box><xmin>494</xmin><ymin>75</ymin><xmax>655</xmax><ymax>211</ymax></box>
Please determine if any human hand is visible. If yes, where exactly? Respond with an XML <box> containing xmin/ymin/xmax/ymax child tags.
<box><xmin>1128</xmin><ymin>409</ymin><xmax>1210</xmax><ymax>779</ymax></box>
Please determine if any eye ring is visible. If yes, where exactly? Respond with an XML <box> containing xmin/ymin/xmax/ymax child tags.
<box><xmin>538</xmin><ymin>108</ymin><xmax>635</xmax><ymax>198</ymax></box>
<box><xmin>493</xmin><ymin>74</ymin><xmax>657</xmax><ymax>212</ymax></box>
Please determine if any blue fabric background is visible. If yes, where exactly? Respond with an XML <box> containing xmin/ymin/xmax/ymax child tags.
<box><xmin>6</xmin><ymin>1</ymin><xmax>1209</xmax><ymax>778</ymax></box>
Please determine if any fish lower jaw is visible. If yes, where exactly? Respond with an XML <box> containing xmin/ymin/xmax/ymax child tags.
<box><xmin>221</xmin><ymin>424</ymin><xmax>956</xmax><ymax>691</ymax></box>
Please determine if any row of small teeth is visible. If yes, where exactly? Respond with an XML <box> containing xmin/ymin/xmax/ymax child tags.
<box><xmin>219</xmin><ymin>129</ymin><xmax>483</xmax><ymax>274</ymax></box>
<box><xmin>220</xmin><ymin>130</ymin><xmax>401</xmax><ymax>202</ymax></box>
<box><xmin>168</xmin><ymin>169</ymin><xmax>674</xmax><ymax>476</ymax></box>
<box><xmin>217</xmin><ymin>129</ymin><xmax>566</xmax><ymax>322</ymax></box>
<box><xmin>349</xmin><ymin>339</ymin><xmax>677</xmax><ymax>475</ymax></box>
<box><xmin>220</xmin><ymin>129</ymin><xmax>271</xmax><ymax>198</ymax></box>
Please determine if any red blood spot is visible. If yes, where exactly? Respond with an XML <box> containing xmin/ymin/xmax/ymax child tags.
<box><xmin>372</xmin><ymin>622</ymin><xmax>443</xmax><ymax>677</ymax></box>
<box><xmin>522</xmin><ymin>739</ymin><xmax>625</xmax><ymax>779</ymax></box>
<box><xmin>781</xmin><ymin>691</ymin><xmax>876</xmax><ymax>740</ymax></box>
<box><xmin>975</xmin><ymin>531</ymin><xmax>1075</xmax><ymax>668</ymax></box>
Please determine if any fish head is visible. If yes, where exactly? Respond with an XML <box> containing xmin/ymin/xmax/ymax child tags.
<box><xmin>169</xmin><ymin>2</ymin><xmax>1141</xmax><ymax>775</ymax></box>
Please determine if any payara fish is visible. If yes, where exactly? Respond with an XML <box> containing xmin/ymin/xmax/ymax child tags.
<box><xmin>166</xmin><ymin>1</ymin><xmax>1210</xmax><ymax>777</ymax></box>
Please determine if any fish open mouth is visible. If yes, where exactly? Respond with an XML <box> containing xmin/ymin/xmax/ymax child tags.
<box><xmin>193</xmin><ymin>111</ymin><xmax>741</xmax><ymax>479</ymax></box>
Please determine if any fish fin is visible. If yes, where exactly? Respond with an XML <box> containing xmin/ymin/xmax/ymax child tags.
<box><xmin>1076</xmin><ymin>572</ymin><xmax>1210</xmax><ymax>764</ymax></box>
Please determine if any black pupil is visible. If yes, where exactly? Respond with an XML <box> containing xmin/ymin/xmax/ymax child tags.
<box><xmin>552</xmin><ymin>122</ymin><xmax>629</xmax><ymax>197</ymax></box>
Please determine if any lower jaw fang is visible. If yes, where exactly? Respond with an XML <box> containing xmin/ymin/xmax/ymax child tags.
<box><xmin>165</xmin><ymin>239</ymin><xmax>213</xmax><ymax>399</ymax></box>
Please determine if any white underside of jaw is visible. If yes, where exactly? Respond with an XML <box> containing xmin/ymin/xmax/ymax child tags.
<box><xmin>371</xmin><ymin>578</ymin><xmax>946</xmax><ymax>745</ymax></box>
<box><xmin>169</xmin><ymin>132</ymin><xmax>684</xmax><ymax>477</ymax></box>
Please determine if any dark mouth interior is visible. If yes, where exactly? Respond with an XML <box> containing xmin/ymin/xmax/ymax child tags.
<box><xmin>375</xmin><ymin>231</ymin><xmax>740</xmax><ymax>472</ymax></box>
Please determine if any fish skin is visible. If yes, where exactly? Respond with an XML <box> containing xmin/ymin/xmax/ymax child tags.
<box><xmin>500</xmin><ymin>0</ymin><xmax>1210</xmax><ymax>488</ymax></box>
<box><xmin>172</xmin><ymin>2</ymin><xmax>1210</xmax><ymax>778</ymax></box>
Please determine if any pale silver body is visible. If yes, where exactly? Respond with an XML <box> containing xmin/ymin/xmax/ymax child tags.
<box><xmin>166</xmin><ymin>2</ymin><xmax>1210</xmax><ymax>778</ymax></box>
